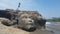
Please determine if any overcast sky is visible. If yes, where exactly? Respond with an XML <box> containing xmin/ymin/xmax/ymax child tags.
<box><xmin>0</xmin><ymin>0</ymin><xmax>60</xmax><ymax>19</ymax></box>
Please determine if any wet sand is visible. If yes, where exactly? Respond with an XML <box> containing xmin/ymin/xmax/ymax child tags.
<box><xmin>46</xmin><ymin>22</ymin><xmax>60</xmax><ymax>34</ymax></box>
<box><xmin>0</xmin><ymin>22</ymin><xmax>54</xmax><ymax>34</ymax></box>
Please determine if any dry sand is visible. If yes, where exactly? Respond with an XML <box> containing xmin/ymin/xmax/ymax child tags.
<box><xmin>0</xmin><ymin>22</ymin><xmax>54</xmax><ymax>34</ymax></box>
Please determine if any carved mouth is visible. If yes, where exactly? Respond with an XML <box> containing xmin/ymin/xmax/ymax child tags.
<box><xmin>21</xmin><ymin>27</ymin><xmax>36</xmax><ymax>32</ymax></box>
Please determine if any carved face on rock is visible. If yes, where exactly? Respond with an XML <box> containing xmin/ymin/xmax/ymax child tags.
<box><xmin>18</xmin><ymin>11</ymin><xmax>46</xmax><ymax>32</ymax></box>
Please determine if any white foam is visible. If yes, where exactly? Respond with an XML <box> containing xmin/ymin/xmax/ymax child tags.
<box><xmin>46</xmin><ymin>22</ymin><xmax>51</xmax><ymax>24</ymax></box>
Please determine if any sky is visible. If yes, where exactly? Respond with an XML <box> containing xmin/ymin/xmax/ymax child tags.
<box><xmin>0</xmin><ymin>0</ymin><xmax>60</xmax><ymax>19</ymax></box>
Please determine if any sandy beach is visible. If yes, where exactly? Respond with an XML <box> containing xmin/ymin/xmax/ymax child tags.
<box><xmin>0</xmin><ymin>22</ymin><xmax>54</xmax><ymax>34</ymax></box>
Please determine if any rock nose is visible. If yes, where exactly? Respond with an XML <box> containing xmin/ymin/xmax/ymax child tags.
<box><xmin>28</xmin><ymin>20</ymin><xmax>34</xmax><ymax>23</ymax></box>
<box><xmin>27</xmin><ymin>18</ymin><xmax>34</xmax><ymax>24</ymax></box>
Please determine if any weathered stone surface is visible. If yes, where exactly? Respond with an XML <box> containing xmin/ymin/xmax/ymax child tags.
<box><xmin>0</xmin><ymin>9</ymin><xmax>46</xmax><ymax>32</ymax></box>
<box><xmin>0</xmin><ymin>17</ymin><xmax>14</xmax><ymax>26</ymax></box>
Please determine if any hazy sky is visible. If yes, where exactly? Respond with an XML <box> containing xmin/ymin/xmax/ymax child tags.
<box><xmin>0</xmin><ymin>0</ymin><xmax>60</xmax><ymax>19</ymax></box>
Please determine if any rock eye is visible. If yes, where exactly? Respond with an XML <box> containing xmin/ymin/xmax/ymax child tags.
<box><xmin>29</xmin><ymin>16</ymin><xmax>33</xmax><ymax>18</ymax></box>
<box><xmin>22</xmin><ymin>16</ymin><xmax>27</xmax><ymax>18</ymax></box>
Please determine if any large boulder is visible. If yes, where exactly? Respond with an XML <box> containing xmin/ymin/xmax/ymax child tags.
<box><xmin>0</xmin><ymin>9</ymin><xmax>46</xmax><ymax>32</ymax></box>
